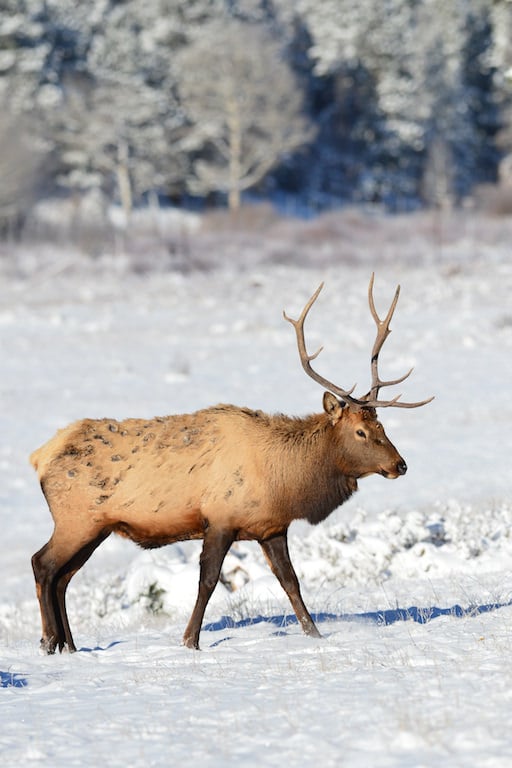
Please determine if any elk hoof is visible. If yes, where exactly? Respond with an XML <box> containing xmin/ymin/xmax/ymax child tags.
<box><xmin>40</xmin><ymin>637</ymin><xmax>57</xmax><ymax>655</ymax></box>
<box><xmin>182</xmin><ymin>636</ymin><xmax>200</xmax><ymax>650</ymax></box>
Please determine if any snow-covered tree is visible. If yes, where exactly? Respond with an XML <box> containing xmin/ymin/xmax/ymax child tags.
<box><xmin>489</xmin><ymin>0</ymin><xmax>512</xmax><ymax>180</ymax></box>
<box><xmin>0</xmin><ymin>0</ymin><xmax>506</xmax><ymax>220</ymax></box>
<box><xmin>291</xmin><ymin>0</ymin><xmax>500</xmax><ymax>207</ymax></box>
<box><xmin>46</xmin><ymin>0</ymin><xmax>191</xmax><ymax>217</ymax></box>
<box><xmin>177</xmin><ymin>19</ymin><xmax>315</xmax><ymax>210</ymax></box>
<box><xmin>0</xmin><ymin>112</ymin><xmax>45</xmax><ymax>234</ymax></box>
<box><xmin>0</xmin><ymin>0</ymin><xmax>48</xmax><ymax>114</ymax></box>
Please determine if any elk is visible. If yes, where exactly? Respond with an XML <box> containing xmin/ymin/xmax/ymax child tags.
<box><xmin>31</xmin><ymin>275</ymin><xmax>433</xmax><ymax>654</ymax></box>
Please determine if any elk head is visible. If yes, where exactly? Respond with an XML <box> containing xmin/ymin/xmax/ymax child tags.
<box><xmin>284</xmin><ymin>274</ymin><xmax>433</xmax><ymax>481</ymax></box>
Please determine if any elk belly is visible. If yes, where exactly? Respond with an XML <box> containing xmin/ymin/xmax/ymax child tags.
<box><xmin>110</xmin><ymin>504</ymin><xmax>205</xmax><ymax>548</ymax></box>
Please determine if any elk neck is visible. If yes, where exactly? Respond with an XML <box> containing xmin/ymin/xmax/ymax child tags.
<box><xmin>264</xmin><ymin>411</ymin><xmax>358</xmax><ymax>526</ymax></box>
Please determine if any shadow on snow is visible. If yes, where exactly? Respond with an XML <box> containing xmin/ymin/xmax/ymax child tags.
<box><xmin>78</xmin><ymin>640</ymin><xmax>125</xmax><ymax>653</ymax></box>
<box><xmin>0</xmin><ymin>642</ymin><xmax>124</xmax><ymax>688</ymax></box>
<box><xmin>1</xmin><ymin>671</ymin><xmax>28</xmax><ymax>688</ymax></box>
<box><xmin>204</xmin><ymin>600</ymin><xmax>512</xmax><ymax>646</ymax></box>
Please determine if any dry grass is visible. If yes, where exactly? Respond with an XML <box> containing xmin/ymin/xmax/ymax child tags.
<box><xmin>5</xmin><ymin>199</ymin><xmax>512</xmax><ymax>278</ymax></box>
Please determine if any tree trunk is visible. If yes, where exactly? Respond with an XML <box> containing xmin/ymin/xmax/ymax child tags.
<box><xmin>227</xmin><ymin>96</ymin><xmax>242</xmax><ymax>211</ymax></box>
<box><xmin>116</xmin><ymin>139</ymin><xmax>133</xmax><ymax>224</ymax></box>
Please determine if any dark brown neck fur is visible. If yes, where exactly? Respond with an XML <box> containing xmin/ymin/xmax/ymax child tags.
<box><xmin>264</xmin><ymin>412</ymin><xmax>357</xmax><ymax>525</ymax></box>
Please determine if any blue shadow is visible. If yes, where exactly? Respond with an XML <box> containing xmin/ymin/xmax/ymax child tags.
<box><xmin>0</xmin><ymin>641</ymin><xmax>125</xmax><ymax>689</ymax></box>
<box><xmin>78</xmin><ymin>640</ymin><xmax>125</xmax><ymax>653</ymax></box>
<box><xmin>203</xmin><ymin>600</ymin><xmax>512</xmax><ymax>636</ymax></box>
<box><xmin>1</xmin><ymin>670</ymin><xmax>28</xmax><ymax>688</ymax></box>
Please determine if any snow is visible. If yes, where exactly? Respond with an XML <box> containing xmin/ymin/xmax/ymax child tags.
<box><xmin>1</xmin><ymin>238</ymin><xmax>512</xmax><ymax>766</ymax></box>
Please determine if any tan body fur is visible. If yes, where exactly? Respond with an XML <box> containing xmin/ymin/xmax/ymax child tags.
<box><xmin>31</xmin><ymin>396</ymin><xmax>405</xmax><ymax>653</ymax></box>
<box><xmin>32</xmin><ymin>405</ymin><xmax>358</xmax><ymax>543</ymax></box>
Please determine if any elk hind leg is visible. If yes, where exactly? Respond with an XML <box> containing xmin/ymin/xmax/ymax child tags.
<box><xmin>54</xmin><ymin>530</ymin><xmax>111</xmax><ymax>652</ymax></box>
<box><xmin>182</xmin><ymin>526</ymin><xmax>234</xmax><ymax>650</ymax></box>
<box><xmin>32</xmin><ymin>526</ymin><xmax>109</xmax><ymax>654</ymax></box>
<box><xmin>260</xmin><ymin>533</ymin><xmax>321</xmax><ymax>638</ymax></box>
<box><xmin>32</xmin><ymin>539</ymin><xmax>63</xmax><ymax>654</ymax></box>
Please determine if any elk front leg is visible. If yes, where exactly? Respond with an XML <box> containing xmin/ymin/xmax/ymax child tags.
<box><xmin>182</xmin><ymin>526</ymin><xmax>234</xmax><ymax>650</ymax></box>
<box><xmin>260</xmin><ymin>533</ymin><xmax>321</xmax><ymax>638</ymax></box>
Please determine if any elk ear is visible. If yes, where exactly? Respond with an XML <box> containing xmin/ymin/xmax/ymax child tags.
<box><xmin>323</xmin><ymin>391</ymin><xmax>344</xmax><ymax>423</ymax></box>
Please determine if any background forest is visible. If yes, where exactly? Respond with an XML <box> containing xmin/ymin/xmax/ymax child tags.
<box><xmin>2</xmin><ymin>0</ymin><xmax>512</xmax><ymax>241</ymax></box>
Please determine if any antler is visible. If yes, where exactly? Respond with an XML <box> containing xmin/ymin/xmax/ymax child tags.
<box><xmin>284</xmin><ymin>277</ymin><xmax>434</xmax><ymax>410</ymax></box>
<box><xmin>283</xmin><ymin>283</ymin><xmax>361</xmax><ymax>406</ymax></box>
<box><xmin>365</xmin><ymin>273</ymin><xmax>434</xmax><ymax>408</ymax></box>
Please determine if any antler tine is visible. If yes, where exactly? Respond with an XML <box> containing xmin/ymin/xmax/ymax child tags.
<box><xmin>368</xmin><ymin>272</ymin><xmax>405</xmax><ymax>400</ymax></box>
<box><xmin>283</xmin><ymin>283</ymin><xmax>358</xmax><ymax>403</ymax></box>
<box><xmin>366</xmin><ymin>392</ymin><xmax>435</xmax><ymax>409</ymax></box>
<box><xmin>366</xmin><ymin>273</ymin><xmax>434</xmax><ymax>408</ymax></box>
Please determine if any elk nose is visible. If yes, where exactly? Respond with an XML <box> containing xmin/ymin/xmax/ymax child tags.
<box><xmin>396</xmin><ymin>460</ymin><xmax>407</xmax><ymax>476</ymax></box>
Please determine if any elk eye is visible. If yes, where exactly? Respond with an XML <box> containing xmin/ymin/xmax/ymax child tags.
<box><xmin>356</xmin><ymin>429</ymin><xmax>366</xmax><ymax>438</ymax></box>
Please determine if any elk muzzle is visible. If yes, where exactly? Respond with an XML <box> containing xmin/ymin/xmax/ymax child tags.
<box><xmin>381</xmin><ymin>458</ymin><xmax>407</xmax><ymax>478</ymax></box>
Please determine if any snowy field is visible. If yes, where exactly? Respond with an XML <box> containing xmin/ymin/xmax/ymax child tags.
<box><xmin>1</xmin><ymin>214</ymin><xmax>512</xmax><ymax>767</ymax></box>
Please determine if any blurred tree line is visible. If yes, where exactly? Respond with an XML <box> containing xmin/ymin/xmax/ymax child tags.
<box><xmin>0</xmin><ymin>0</ymin><xmax>510</xmax><ymax>234</ymax></box>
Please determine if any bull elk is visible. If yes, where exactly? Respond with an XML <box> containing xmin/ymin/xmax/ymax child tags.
<box><xmin>31</xmin><ymin>275</ymin><xmax>433</xmax><ymax>653</ymax></box>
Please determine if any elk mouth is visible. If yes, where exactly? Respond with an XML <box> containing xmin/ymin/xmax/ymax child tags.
<box><xmin>380</xmin><ymin>468</ymin><xmax>397</xmax><ymax>479</ymax></box>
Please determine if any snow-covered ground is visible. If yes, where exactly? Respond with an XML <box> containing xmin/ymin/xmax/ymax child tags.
<box><xmin>1</xmin><ymin>221</ymin><xmax>512</xmax><ymax>767</ymax></box>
